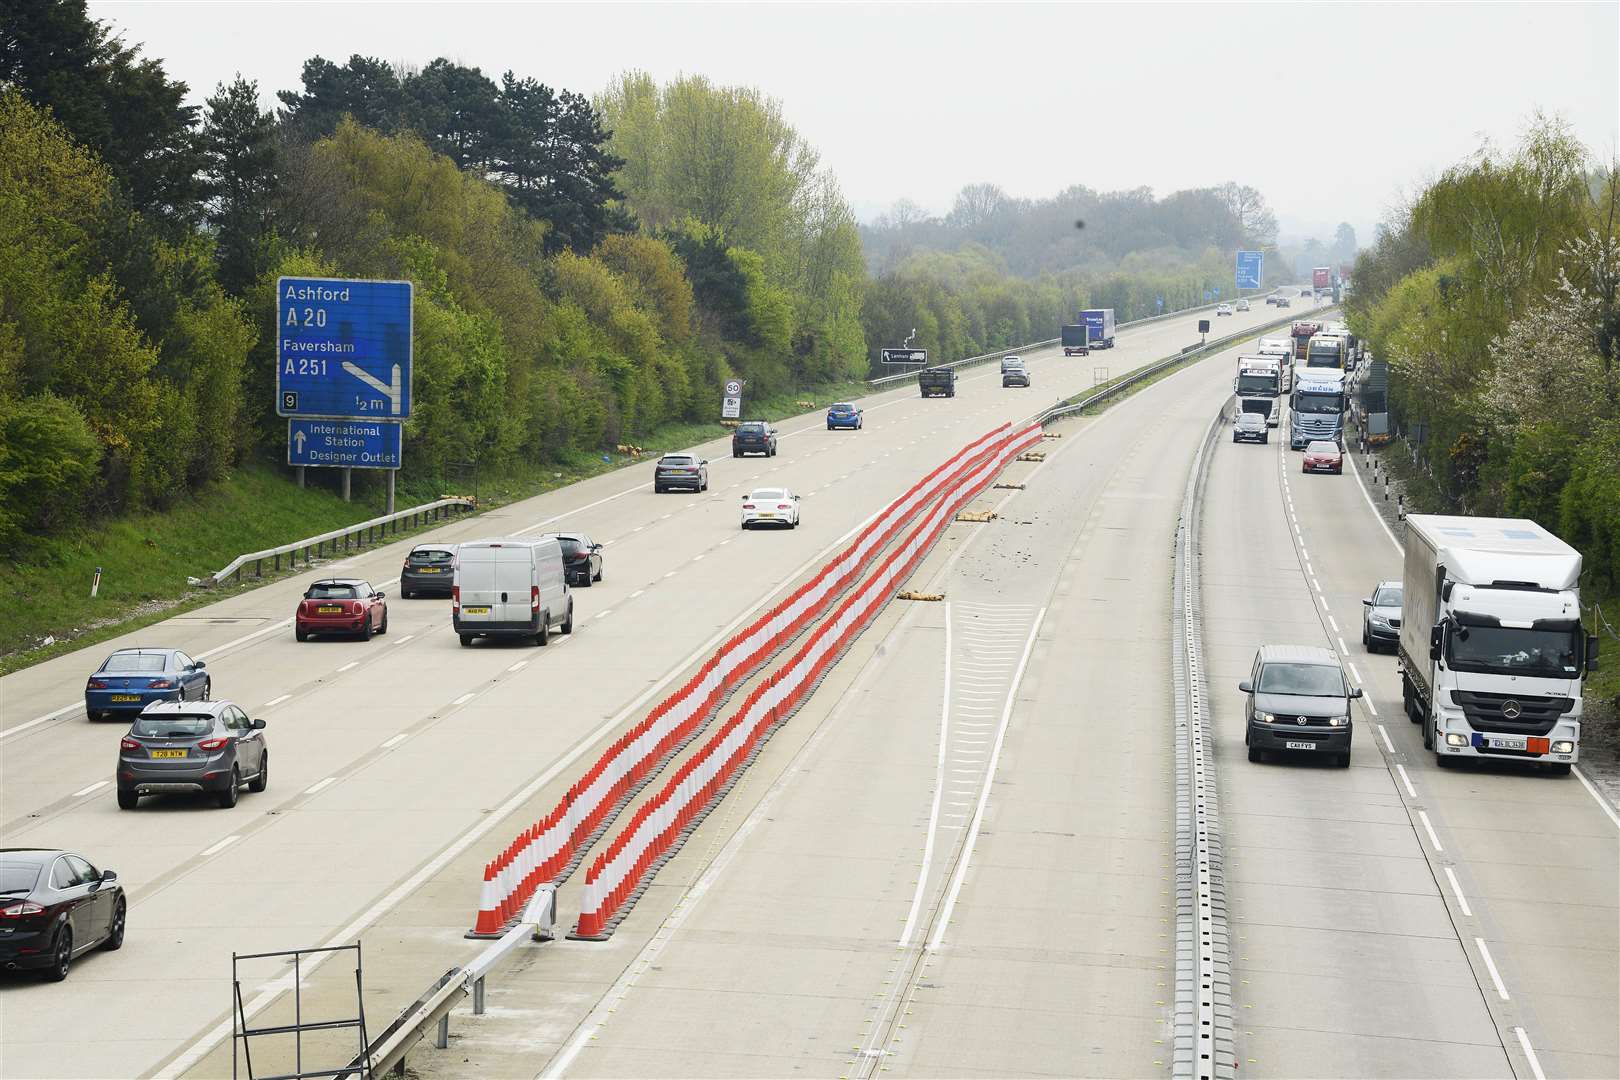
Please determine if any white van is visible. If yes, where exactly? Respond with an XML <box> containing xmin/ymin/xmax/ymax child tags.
<box><xmin>452</xmin><ymin>537</ymin><xmax>573</xmax><ymax>646</ymax></box>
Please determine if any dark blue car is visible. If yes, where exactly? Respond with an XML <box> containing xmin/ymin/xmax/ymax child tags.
<box><xmin>85</xmin><ymin>648</ymin><xmax>210</xmax><ymax>721</ymax></box>
<box><xmin>826</xmin><ymin>402</ymin><xmax>863</xmax><ymax>430</ymax></box>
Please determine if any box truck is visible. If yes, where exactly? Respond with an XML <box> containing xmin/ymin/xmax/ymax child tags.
<box><xmin>1399</xmin><ymin>515</ymin><xmax>1599</xmax><ymax>773</ymax></box>
<box><xmin>1079</xmin><ymin>309</ymin><xmax>1116</xmax><ymax>348</ymax></box>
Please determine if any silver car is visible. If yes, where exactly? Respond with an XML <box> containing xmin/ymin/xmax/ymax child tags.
<box><xmin>1362</xmin><ymin>580</ymin><xmax>1402</xmax><ymax>653</ymax></box>
<box><xmin>116</xmin><ymin>700</ymin><xmax>268</xmax><ymax>810</ymax></box>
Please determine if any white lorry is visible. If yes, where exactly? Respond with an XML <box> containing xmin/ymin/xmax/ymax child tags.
<box><xmin>1233</xmin><ymin>354</ymin><xmax>1282</xmax><ymax>426</ymax></box>
<box><xmin>1399</xmin><ymin>515</ymin><xmax>1599</xmax><ymax>773</ymax></box>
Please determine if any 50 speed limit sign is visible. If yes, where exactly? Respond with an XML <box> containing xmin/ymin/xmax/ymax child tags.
<box><xmin>724</xmin><ymin>379</ymin><xmax>743</xmax><ymax>396</ymax></box>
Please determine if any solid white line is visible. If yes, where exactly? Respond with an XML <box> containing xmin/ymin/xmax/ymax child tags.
<box><xmin>929</xmin><ymin>608</ymin><xmax>1046</xmax><ymax>952</ymax></box>
<box><xmin>1475</xmin><ymin>937</ymin><xmax>1510</xmax><ymax>1000</ymax></box>
<box><xmin>72</xmin><ymin>780</ymin><xmax>109</xmax><ymax>798</ymax></box>
<box><xmin>1573</xmin><ymin>765</ymin><xmax>1620</xmax><ymax>829</ymax></box>
<box><xmin>1444</xmin><ymin>867</ymin><xmax>1474</xmax><ymax>917</ymax></box>
<box><xmin>900</xmin><ymin>603</ymin><xmax>951</xmax><ymax>948</ymax></box>
<box><xmin>451</xmin><ymin>692</ymin><xmax>475</xmax><ymax>706</ymax></box>
<box><xmin>262</xmin><ymin>694</ymin><xmax>291</xmax><ymax>708</ymax></box>
<box><xmin>1514</xmin><ymin>1027</ymin><xmax>1547</xmax><ymax>1080</ymax></box>
<box><xmin>1345</xmin><ymin>452</ymin><xmax>1403</xmax><ymax>554</ymax></box>
<box><xmin>337</xmin><ymin>661</ymin><xmax>359</xmax><ymax>673</ymax></box>
<box><xmin>200</xmin><ymin>835</ymin><xmax>240</xmax><ymax>859</ymax></box>
<box><xmin>1377</xmin><ymin>724</ymin><xmax>1395</xmax><ymax>754</ymax></box>
<box><xmin>0</xmin><ymin>702</ymin><xmax>81</xmax><ymax>741</ymax></box>
<box><xmin>1417</xmin><ymin>810</ymin><xmax>1444</xmax><ymax>852</ymax></box>
<box><xmin>1395</xmin><ymin>763</ymin><xmax>1418</xmax><ymax>798</ymax></box>
<box><xmin>381</xmin><ymin>733</ymin><xmax>408</xmax><ymax>748</ymax></box>
<box><xmin>304</xmin><ymin>777</ymin><xmax>338</xmax><ymax>795</ymax></box>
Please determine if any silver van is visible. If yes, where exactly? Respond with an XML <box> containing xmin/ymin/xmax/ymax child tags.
<box><xmin>452</xmin><ymin>538</ymin><xmax>574</xmax><ymax>647</ymax></box>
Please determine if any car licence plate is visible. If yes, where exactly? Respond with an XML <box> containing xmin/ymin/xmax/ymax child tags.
<box><xmin>416</xmin><ymin>567</ymin><xmax>442</xmax><ymax>573</ymax></box>
<box><xmin>318</xmin><ymin>605</ymin><xmax>343</xmax><ymax>614</ymax></box>
<box><xmin>1487</xmin><ymin>735</ymin><xmax>1527</xmax><ymax>750</ymax></box>
<box><xmin>1284</xmin><ymin>741</ymin><xmax>1316</xmax><ymax>750</ymax></box>
<box><xmin>462</xmin><ymin>606</ymin><xmax>490</xmax><ymax>615</ymax></box>
<box><xmin>150</xmin><ymin>749</ymin><xmax>187</xmax><ymax>759</ymax></box>
<box><xmin>757</xmin><ymin>512</ymin><xmax>774</xmax><ymax>518</ymax></box>
<box><xmin>110</xmin><ymin>694</ymin><xmax>141</xmax><ymax>702</ymax></box>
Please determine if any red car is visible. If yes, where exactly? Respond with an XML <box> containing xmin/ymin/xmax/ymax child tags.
<box><xmin>1302</xmin><ymin>440</ymin><xmax>1344</xmax><ymax>474</ymax></box>
<box><xmin>295</xmin><ymin>578</ymin><xmax>389</xmax><ymax>641</ymax></box>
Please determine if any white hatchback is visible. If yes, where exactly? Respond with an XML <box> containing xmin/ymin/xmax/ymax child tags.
<box><xmin>741</xmin><ymin>487</ymin><xmax>801</xmax><ymax>529</ymax></box>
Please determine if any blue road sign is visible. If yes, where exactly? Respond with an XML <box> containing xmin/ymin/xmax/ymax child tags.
<box><xmin>287</xmin><ymin>419</ymin><xmax>402</xmax><ymax>470</ymax></box>
<box><xmin>277</xmin><ymin>277</ymin><xmax>413</xmax><ymax>419</ymax></box>
<box><xmin>1235</xmin><ymin>250</ymin><xmax>1264</xmax><ymax>290</ymax></box>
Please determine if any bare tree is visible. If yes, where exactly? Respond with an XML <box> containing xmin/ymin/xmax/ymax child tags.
<box><xmin>1218</xmin><ymin>181</ymin><xmax>1278</xmax><ymax>247</ymax></box>
<box><xmin>947</xmin><ymin>182</ymin><xmax>1006</xmax><ymax>231</ymax></box>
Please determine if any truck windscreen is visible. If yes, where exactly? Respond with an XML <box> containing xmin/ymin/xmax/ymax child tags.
<box><xmin>1448</xmin><ymin>624</ymin><xmax>1582</xmax><ymax>678</ymax></box>
<box><xmin>1237</xmin><ymin>374</ymin><xmax>1277</xmax><ymax>394</ymax></box>
<box><xmin>1294</xmin><ymin>391</ymin><xmax>1343</xmax><ymax>414</ymax></box>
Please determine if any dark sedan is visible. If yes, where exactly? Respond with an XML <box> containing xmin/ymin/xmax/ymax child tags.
<box><xmin>654</xmin><ymin>454</ymin><xmax>708</xmax><ymax>493</ymax></box>
<box><xmin>731</xmin><ymin>421</ymin><xmax>778</xmax><ymax>457</ymax></box>
<box><xmin>117</xmin><ymin>700</ymin><xmax>268</xmax><ymax>810</ymax></box>
<box><xmin>85</xmin><ymin>648</ymin><xmax>209</xmax><ymax>722</ymax></box>
<box><xmin>0</xmin><ymin>849</ymin><xmax>124</xmax><ymax>981</ymax></box>
<box><xmin>555</xmin><ymin>533</ymin><xmax>603</xmax><ymax>586</ymax></box>
<box><xmin>400</xmin><ymin>544</ymin><xmax>457</xmax><ymax>598</ymax></box>
<box><xmin>1232</xmin><ymin>412</ymin><xmax>1269</xmax><ymax>444</ymax></box>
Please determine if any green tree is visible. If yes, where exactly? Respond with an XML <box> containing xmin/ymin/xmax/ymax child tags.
<box><xmin>198</xmin><ymin>76</ymin><xmax>280</xmax><ymax>296</ymax></box>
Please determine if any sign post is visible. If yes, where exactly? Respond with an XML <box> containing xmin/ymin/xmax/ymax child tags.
<box><xmin>1235</xmin><ymin>250</ymin><xmax>1264</xmax><ymax>291</ymax></box>
<box><xmin>722</xmin><ymin>378</ymin><xmax>743</xmax><ymax>421</ymax></box>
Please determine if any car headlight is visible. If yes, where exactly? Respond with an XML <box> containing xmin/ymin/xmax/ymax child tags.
<box><xmin>1255</xmin><ymin>711</ymin><xmax>1276</xmax><ymax>724</ymax></box>
<box><xmin>1552</xmin><ymin>740</ymin><xmax>1574</xmax><ymax>754</ymax></box>
<box><xmin>1369</xmin><ymin>614</ymin><xmax>1390</xmax><ymax>627</ymax></box>
<box><xmin>1327</xmin><ymin>715</ymin><xmax>1348</xmax><ymax>727</ymax></box>
<box><xmin>1446</xmin><ymin>733</ymin><xmax>1469</xmax><ymax>747</ymax></box>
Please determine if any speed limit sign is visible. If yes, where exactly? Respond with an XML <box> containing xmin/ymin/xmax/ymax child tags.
<box><xmin>724</xmin><ymin>379</ymin><xmax>743</xmax><ymax>396</ymax></box>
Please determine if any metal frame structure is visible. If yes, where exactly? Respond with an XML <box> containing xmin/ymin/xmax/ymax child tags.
<box><xmin>233</xmin><ymin>944</ymin><xmax>372</xmax><ymax>1080</ymax></box>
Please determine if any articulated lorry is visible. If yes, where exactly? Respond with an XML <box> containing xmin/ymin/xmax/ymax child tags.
<box><xmin>1290</xmin><ymin>320</ymin><xmax>1320</xmax><ymax>363</ymax></box>
<box><xmin>1061</xmin><ymin>324</ymin><xmax>1090</xmax><ymax>356</ymax></box>
<box><xmin>1233</xmin><ymin>354</ymin><xmax>1282</xmax><ymax>426</ymax></box>
<box><xmin>1079</xmin><ymin>309</ymin><xmax>1116</xmax><ymax>349</ymax></box>
<box><xmin>1288</xmin><ymin>370</ymin><xmax>1345</xmax><ymax>448</ymax></box>
<box><xmin>1399</xmin><ymin>515</ymin><xmax>1598</xmax><ymax>773</ymax></box>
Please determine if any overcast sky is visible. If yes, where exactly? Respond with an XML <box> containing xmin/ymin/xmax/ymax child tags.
<box><xmin>93</xmin><ymin>1</ymin><xmax>1617</xmax><ymax>244</ymax></box>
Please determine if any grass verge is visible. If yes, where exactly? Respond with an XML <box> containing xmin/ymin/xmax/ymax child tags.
<box><xmin>0</xmin><ymin>380</ymin><xmax>872</xmax><ymax>676</ymax></box>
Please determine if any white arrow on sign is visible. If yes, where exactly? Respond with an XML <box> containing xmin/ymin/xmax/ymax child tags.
<box><xmin>342</xmin><ymin>362</ymin><xmax>403</xmax><ymax>415</ymax></box>
<box><xmin>293</xmin><ymin>429</ymin><xmax>307</xmax><ymax>453</ymax></box>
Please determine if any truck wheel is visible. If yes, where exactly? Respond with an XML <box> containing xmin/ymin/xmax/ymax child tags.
<box><xmin>1422</xmin><ymin>719</ymin><xmax>1434</xmax><ymax>751</ymax></box>
<box><xmin>1402</xmin><ymin>674</ymin><xmax>1421</xmax><ymax>723</ymax></box>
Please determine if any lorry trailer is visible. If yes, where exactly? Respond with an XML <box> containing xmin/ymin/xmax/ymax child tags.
<box><xmin>1061</xmin><ymin>324</ymin><xmax>1090</xmax><ymax>356</ymax></box>
<box><xmin>1079</xmin><ymin>309</ymin><xmax>1116</xmax><ymax>349</ymax></box>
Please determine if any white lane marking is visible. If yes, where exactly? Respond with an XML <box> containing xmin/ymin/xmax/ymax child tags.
<box><xmin>393</xmin><ymin>634</ymin><xmax>415</xmax><ymax>645</ymax></box>
<box><xmin>262</xmin><ymin>694</ymin><xmax>291</xmax><ymax>708</ymax></box>
<box><xmin>1395</xmin><ymin>763</ymin><xmax>1418</xmax><ymax>799</ymax></box>
<box><xmin>1347</xmin><ymin>661</ymin><xmax>1362</xmax><ymax>683</ymax></box>
<box><xmin>1417</xmin><ymin>810</ymin><xmax>1444</xmax><ymax>852</ymax></box>
<box><xmin>1514</xmin><ymin>1027</ymin><xmax>1547</xmax><ymax>1080</ymax></box>
<box><xmin>631</xmin><ymin>525</ymin><xmax>645</xmax><ymax>533</ymax></box>
<box><xmin>1364</xmin><ymin>697</ymin><xmax>1379</xmax><ymax>718</ymax></box>
<box><xmin>513</xmin><ymin>475</ymin><xmax>659</xmax><ymax>537</ymax></box>
<box><xmin>451</xmin><ymin>693</ymin><xmax>475</xmax><ymax>706</ymax></box>
<box><xmin>1345</xmin><ymin>452</ymin><xmax>1403</xmax><ymax>553</ymax></box>
<box><xmin>595</xmin><ymin>610</ymin><xmax>612</xmax><ymax>620</ymax></box>
<box><xmin>1377</xmin><ymin>725</ymin><xmax>1395</xmax><ymax>754</ymax></box>
<box><xmin>929</xmin><ymin>608</ymin><xmax>1046</xmax><ymax>952</ymax></box>
<box><xmin>629</xmin><ymin>589</ymin><xmax>645</xmax><ymax>599</ymax></box>
<box><xmin>1444</xmin><ymin>867</ymin><xmax>1474</xmax><ymax>917</ymax></box>
<box><xmin>304</xmin><ymin>777</ymin><xmax>338</xmax><ymax>795</ymax></box>
<box><xmin>1475</xmin><ymin>937</ymin><xmax>1510</xmax><ymax>1000</ymax></box>
<box><xmin>1300</xmin><ymin>544</ymin><xmax>1310</xmax><ymax>559</ymax></box>
<box><xmin>507</xmin><ymin>661</ymin><xmax>529</xmax><ymax>673</ymax></box>
<box><xmin>693</xmin><ymin>553</ymin><xmax>705</xmax><ymax>561</ymax></box>
<box><xmin>0</xmin><ymin>702</ymin><xmax>81</xmax><ymax>742</ymax></box>
<box><xmin>1337</xmin><ymin>636</ymin><xmax>1350</xmax><ymax>654</ymax></box>
<box><xmin>1573</xmin><ymin>765</ymin><xmax>1620</xmax><ymax>829</ymax></box>
<box><xmin>337</xmin><ymin>661</ymin><xmax>359</xmax><ymax>673</ymax></box>
<box><xmin>200</xmin><ymin>835</ymin><xmax>241</xmax><ymax>859</ymax></box>
<box><xmin>1327</xmin><ymin>614</ymin><xmax>1339</xmax><ymax>634</ymax></box>
<box><xmin>663</xmin><ymin>570</ymin><xmax>676</xmax><ymax>579</ymax></box>
<box><xmin>900</xmin><ymin>603</ymin><xmax>951</xmax><ymax>947</ymax></box>
<box><xmin>381</xmin><ymin>733</ymin><xmax>408</xmax><ymax>749</ymax></box>
<box><xmin>72</xmin><ymin>780</ymin><xmax>109</xmax><ymax>798</ymax></box>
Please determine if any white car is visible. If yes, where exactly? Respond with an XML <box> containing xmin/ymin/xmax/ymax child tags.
<box><xmin>741</xmin><ymin>487</ymin><xmax>801</xmax><ymax>529</ymax></box>
<box><xmin>1215</xmin><ymin>303</ymin><xmax>1234</xmax><ymax>316</ymax></box>
<box><xmin>1236</xmin><ymin>299</ymin><xmax>1250</xmax><ymax>312</ymax></box>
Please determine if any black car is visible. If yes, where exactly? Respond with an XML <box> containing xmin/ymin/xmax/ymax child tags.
<box><xmin>1232</xmin><ymin>412</ymin><xmax>1269</xmax><ymax>443</ymax></box>
<box><xmin>654</xmin><ymin>454</ymin><xmax>708</xmax><ymax>493</ymax></box>
<box><xmin>400</xmin><ymin>544</ymin><xmax>457</xmax><ymax>598</ymax></box>
<box><xmin>554</xmin><ymin>533</ymin><xmax>603</xmax><ymax>586</ymax></box>
<box><xmin>0</xmin><ymin>849</ymin><xmax>124</xmax><ymax>981</ymax></box>
<box><xmin>731</xmin><ymin>421</ymin><xmax>778</xmax><ymax>457</ymax></box>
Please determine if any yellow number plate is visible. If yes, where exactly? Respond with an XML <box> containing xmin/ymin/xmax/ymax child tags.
<box><xmin>110</xmin><ymin>694</ymin><xmax>141</xmax><ymax>702</ymax></box>
<box><xmin>462</xmin><ymin>606</ymin><xmax>491</xmax><ymax>615</ymax></box>
<box><xmin>150</xmin><ymin>749</ymin><xmax>187</xmax><ymax>759</ymax></box>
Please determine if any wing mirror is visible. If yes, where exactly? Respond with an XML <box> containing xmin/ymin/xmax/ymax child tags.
<box><xmin>1349</xmin><ymin>687</ymin><xmax>1364</xmax><ymax>699</ymax></box>
<box><xmin>375</xmin><ymin>591</ymin><xmax>386</xmax><ymax>599</ymax></box>
<box><xmin>1429</xmin><ymin>625</ymin><xmax>1444</xmax><ymax>661</ymax></box>
<box><xmin>192</xmin><ymin>659</ymin><xmax>207</xmax><ymax>669</ymax></box>
<box><xmin>1238</xmin><ymin>680</ymin><xmax>1253</xmax><ymax>693</ymax></box>
<box><xmin>1588</xmin><ymin>634</ymin><xmax>1601</xmax><ymax>672</ymax></box>
<box><xmin>100</xmin><ymin>869</ymin><xmax>118</xmax><ymax>882</ymax></box>
<box><xmin>251</xmin><ymin>718</ymin><xmax>267</xmax><ymax>730</ymax></box>
<box><xmin>700</xmin><ymin>459</ymin><xmax>708</xmax><ymax>465</ymax></box>
<box><xmin>1362</xmin><ymin>597</ymin><xmax>1372</xmax><ymax>607</ymax></box>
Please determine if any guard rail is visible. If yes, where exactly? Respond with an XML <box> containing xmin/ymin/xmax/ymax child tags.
<box><xmin>202</xmin><ymin>497</ymin><xmax>476</xmax><ymax>586</ymax></box>
<box><xmin>864</xmin><ymin>290</ymin><xmax>1316</xmax><ymax>391</ymax></box>
<box><xmin>338</xmin><ymin>886</ymin><xmax>556</xmax><ymax>1078</ymax></box>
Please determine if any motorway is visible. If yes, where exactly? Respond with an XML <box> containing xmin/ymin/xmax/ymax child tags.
<box><xmin>0</xmin><ymin>299</ymin><xmax>1317</xmax><ymax>1078</ymax></box>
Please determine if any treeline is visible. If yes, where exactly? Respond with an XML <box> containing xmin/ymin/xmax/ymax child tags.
<box><xmin>1346</xmin><ymin>115</ymin><xmax>1620</xmax><ymax>592</ymax></box>
<box><xmin>0</xmin><ymin>0</ymin><xmax>1283</xmax><ymax>549</ymax></box>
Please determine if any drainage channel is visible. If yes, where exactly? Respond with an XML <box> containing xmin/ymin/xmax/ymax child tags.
<box><xmin>1171</xmin><ymin>403</ymin><xmax>1236</xmax><ymax>1080</ymax></box>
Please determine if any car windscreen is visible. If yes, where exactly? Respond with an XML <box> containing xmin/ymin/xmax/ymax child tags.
<box><xmin>736</xmin><ymin>424</ymin><xmax>765</xmax><ymax>434</ymax></box>
<box><xmin>1373</xmin><ymin>585</ymin><xmax>1402</xmax><ymax>607</ymax></box>
<box><xmin>1306</xmin><ymin>442</ymin><xmax>1339</xmax><ymax>454</ymax></box>
<box><xmin>556</xmin><ymin>537</ymin><xmax>585</xmax><ymax>554</ymax></box>
<box><xmin>306</xmin><ymin>584</ymin><xmax>359</xmax><ymax>599</ymax></box>
<box><xmin>0</xmin><ymin>864</ymin><xmax>41</xmax><ymax>893</ymax></box>
<box><xmin>661</xmin><ymin>456</ymin><xmax>695</xmax><ymax>466</ymax></box>
<box><xmin>130</xmin><ymin>715</ymin><xmax>215</xmax><ymax>737</ymax></box>
<box><xmin>102</xmin><ymin>653</ymin><xmax>169</xmax><ymax>673</ymax></box>
<box><xmin>751</xmin><ymin>490</ymin><xmax>785</xmax><ymax>501</ymax></box>
<box><xmin>1294</xmin><ymin>391</ymin><xmax>1342</xmax><ymax>414</ymax></box>
<box><xmin>830</xmin><ymin>403</ymin><xmax>854</xmax><ymax>411</ymax></box>
<box><xmin>1236</xmin><ymin>374</ymin><xmax>1276</xmax><ymax>393</ymax></box>
<box><xmin>1448</xmin><ymin>624</ymin><xmax>1581</xmax><ymax>678</ymax></box>
<box><xmin>1258</xmin><ymin>663</ymin><xmax>1346</xmax><ymax>697</ymax></box>
<box><xmin>409</xmin><ymin>549</ymin><xmax>455</xmax><ymax>564</ymax></box>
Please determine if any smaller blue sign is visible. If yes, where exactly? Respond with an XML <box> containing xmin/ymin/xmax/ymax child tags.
<box><xmin>288</xmin><ymin>419</ymin><xmax>402</xmax><ymax>470</ymax></box>
<box><xmin>1235</xmin><ymin>250</ymin><xmax>1264</xmax><ymax>290</ymax></box>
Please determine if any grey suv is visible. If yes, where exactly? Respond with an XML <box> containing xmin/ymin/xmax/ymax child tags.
<box><xmin>1238</xmin><ymin>645</ymin><xmax>1361</xmax><ymax>767</ymax></box>
<box><xmin>654</xmin><ymin>454</ymin><xmax>708</xmax><ymax>493</ymax></box>
<box><xmin>116</xmin><ymin>700</ymin><xmax>268</xmax><ymax>809</ymax></box>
